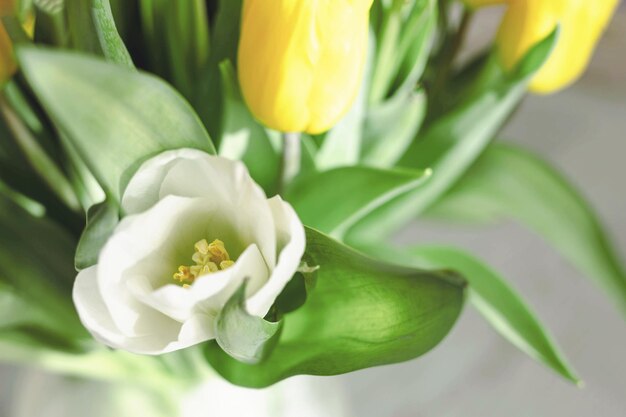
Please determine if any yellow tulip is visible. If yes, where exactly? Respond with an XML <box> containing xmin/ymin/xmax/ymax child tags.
<box><xmin>497</xmin><ymin>0</ymin><xmax>619</xmax><ymax>93</ymax></box>
<box><xmin>238</xmin><ymin>0</ymin><xmax>374</xmax><ymax>134</ymax></box>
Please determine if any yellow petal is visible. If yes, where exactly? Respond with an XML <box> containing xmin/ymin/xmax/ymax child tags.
<box><xmin>497</xmin><ymin>0</ymin><xmax>619</xmax><ymax>94</ymax></box>
<box><xmin>238</xmin><ymin>0</ymin><xmax>373</xmax><ymax>134</ymax></box>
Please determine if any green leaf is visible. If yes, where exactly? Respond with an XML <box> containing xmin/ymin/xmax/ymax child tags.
<box><xmin>217</xmin><ymin>61</ymin><xmax>281</xmax><ymax>194</ymax></box>
<box><xmin>361</xmin><ymin>88</ymin><xmax>427</xmax><ymax>168</ymax></box>
<box><xmin>139</xmin><ymin>0</ymin><xmax>210</xmax><ymax>101</ymax></box>
<box><xmin>17</xmin><ymin>47</ymin><xmax>216</xmax><ymax>202</ymax></box>
<box><xmin>202</xmin><ymin>0</ymin><xmax>243</xmax><ymax>141</ymax></box>
<box><xmin>65</xmin><ymin>0</ymin><xmax>101</xmax><ymax>53</ymax></box>
<box><xmin>215</xmin><ymin>280</ymin><xmax>283</xmax><ymax>365</ymax></box>
<box><xmin>345</xmin><ymin>30</ymin><xmax>559</xmax><ymax>244</ymax></box>
<box><xmin>0</xmin><ymin>194</ymin><xmax>86</xmax><ymax>345</ymax></box>
<box><xmin>427</xmin><ymin>143</ymin><xmax>626</xmax><ymax>317</ymax></box>
<box><xmin>285</xmin><ymin>166</ymin><xmax>432</xmax><ymax>239</ymax></box>
<box><xmin>0</xmin><ymin>84</ymin><xmax>81</xmax><ymax>212</ymax></box>
<box><xmin>205</xmin><ymin>227</ymin><xmax>466</xmax><ymax>388</ymax></box>
<box><xmin>0</xmin><ymin>88</ymin><xmax>83</xmax><ymax>231</ymax></box>
<box><xmin>408</xmin><ymin>246</ymin><xmax>579</xmax><ymax>384</ymax></box>
<box><xmin>75</xmin><ymin>200</ymin><xmax>119</xmax><ymax>270</ymax></box>
<box><xmin>392</xmin><ymin>0</ymin><xmax>437</xmax><ymax>96</ymax></box>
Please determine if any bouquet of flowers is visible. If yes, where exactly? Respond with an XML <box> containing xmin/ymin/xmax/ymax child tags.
<box><xmin>0</xmin><ymin>0</ymin><xmax>623</xmax><ymax>414</ymax></box>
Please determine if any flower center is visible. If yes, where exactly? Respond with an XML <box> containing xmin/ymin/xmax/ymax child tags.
<box><xmin>173</xmin><ymin>239</ymin><xmax>235</xmax><ymax>287</ymax></box>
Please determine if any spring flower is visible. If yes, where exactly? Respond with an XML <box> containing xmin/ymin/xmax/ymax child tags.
<box><xmin>73</xmin><ymin>149</ymin><xmax>305</xmax><ymax>354</ymax></box>
<box><xmin>237</xmin><ymin>0</ymin><xmax>374</xmax><ymax>134</ymax></box>
<box><xmin>496</xmin><ymin>0</ymin><xmax>619</xmax><ymax>93</ymax></box>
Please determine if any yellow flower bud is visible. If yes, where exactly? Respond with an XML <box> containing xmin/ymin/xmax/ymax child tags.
<box><xmin>497</xmin><ymin>0</ymin><xmax>619</xmax><ymax>94</ymax></box>
<box><xmin>237</xmin><ymin>0</ymin><xmax>374</xmax><ymax>134</ymax></box>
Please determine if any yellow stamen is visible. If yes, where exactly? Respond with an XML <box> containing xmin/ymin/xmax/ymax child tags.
<box><xmin>173</xmin><ymin>239</ymin><xmax>236</xmax><ymax>287</ymax></box>
<box><xmin>220</xmin><ymin>260</ymin><xmax>235</xmax><ymax>270</ymax></box>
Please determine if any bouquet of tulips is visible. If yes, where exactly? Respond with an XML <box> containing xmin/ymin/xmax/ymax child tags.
<box><xmin>0</xmin><ymin>0</ymin><xmax>623</xmax><ymax>413</ymax></box>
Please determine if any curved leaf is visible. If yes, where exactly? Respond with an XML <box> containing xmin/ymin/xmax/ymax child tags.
<box><xmin>215</xmin><ymin>280</ymin><xmax>283</xmax><ymax>365</ymax></box>
<box><xmin>361</xmin><ymin>88</ymin><xmax>427</xmax><ymax>168</ymax></box>
<box><xmin>75</xmin><ymin>200</ymin><xmax>119</xmax><ymax>270</ymax></box>
<box><xmin>427</xmin><ymin>143</ymin><xmax>626</xmax><ymax>317</ymax></box>
<box><xmin>92</xmin><ymin>0</ymin><xmax>134</xmax><ymax>67</ymax></box>
<box><xmin>286</xmin><ymin>166</ymin><xmax>431</xmax><ymax>239</ymax></box>
<box><xmin>409</xmin><ymin>246</ymin><xmax>580</xmax><ymax>384</ymax></box>
<box><xmin>345</xmin><ymin>29</ymin><xmax>559</xmax><ymax>244</ymax></box>
<box><xmin>205</xmin><ymin>227</ymin><xmax>466</xmax><ymax>388</ymax></box>
<box><xmin>17</xmin><ymin>47</ymin><xmax>215</xmax><ymax>202</ymax></box>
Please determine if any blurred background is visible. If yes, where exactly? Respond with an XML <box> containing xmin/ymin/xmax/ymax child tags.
<box><xmin>338</xmin><ymin>5</ymin><xmax>626</xmax><ymax>417</ymax></box>
<box><xmin>1</xmin><ymin>5</ymin><xmax>625</xmax><ymax>417</ymax></box>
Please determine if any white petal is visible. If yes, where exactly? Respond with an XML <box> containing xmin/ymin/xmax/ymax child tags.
<box><xmin>121</xmin><ymin>149</ymin><xmax>208</xmax><ymax>215</ymax></box>
<box><xmin>157</xmin><ymin>155</ymin><xmax>278</xmax><ymax>268</ymax></box>
<box><xmin>73</xmin><ymin>266</ymin><xmax>126</xmax><ymax>347</ymax></box>
<box><xmin>246</xmin><ymin>197</ymin><xmax>306</xmax><ymax>317</ymax></box>
<box><xmin>176</xmin><ymin>313</ymin><xmax>216</xmax><ymax>346</ymax></box>
<box><xmin>122</xmin><ymin>149</ymin><xmax>278</xmax><ymax>268</ymax></box>
<box><xmin>73</xmin><ymin>266</ymin><xmax>185</xmax><ymax>354</ymax></box>
<box><xmin>97</xmin><ymin>196</ymin><xmax>203</xmax><ymax>335</ymax></box>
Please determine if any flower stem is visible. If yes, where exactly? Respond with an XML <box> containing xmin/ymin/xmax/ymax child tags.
<box><xmin>430</xmin><ymin>8</ymin><xmax>474</xmax><ymax>105</ymax></box>
<box><xmin>279</xmin><ymin>132</ymin><xmax>301</xmax><ymax>194</ymax></box>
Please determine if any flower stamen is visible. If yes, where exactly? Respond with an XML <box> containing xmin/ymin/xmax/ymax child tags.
<box><xmin>173</xmin><ymin>239</ymin><xmax>235</xmax><ymax>287</ymax></box>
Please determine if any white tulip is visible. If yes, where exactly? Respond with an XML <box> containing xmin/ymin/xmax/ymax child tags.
<box><xmin>73</xmin><ymin>149</ymin><xmax>305</xmax><ymax>354</ymax></box>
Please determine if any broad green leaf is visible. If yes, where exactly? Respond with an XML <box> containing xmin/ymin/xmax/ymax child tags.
<box><xmin>218</xmin><ymin>61</ymin><xmax>281</xmax><ymax>194</ymax></box>
<box><xmin>285</xmin><ymin>166</ymin><xmax>432</xmax><ymax>239</ymax></box>
<box><xmin>215</xmin><ymin>281</ymin><xmax>283</xmax><ymax>365</ymax></box>
<box><xmin>345</xmin><ymin>30</ymin><xmax>559</xmax><ymax>244</ymax></box>
<box><xmin>205</xmin><ymin>227</ymin><xmax>466</xmax><ymax>388</ymax></box>
<box><xmin>361</xmin><ymin>88</ymin><xmax>426</xmax><ymax>168</ymax></box>
<box><xmin>75</xmin><ymin>200</ymin><xmax>119</xmax><ymax>270</ymax></box>
<box><xmin>17</xmin><ymin>47</ymin><xmax>216</xmax><ymax>202</ymax></box>
<box><xmin>427</xmin><ymin>143</ymin><xmax>626</xmax><ymax>317</ymax></box>
<box><xmin>409</xmin><ymin>246</ymin><xmax>579</xmax><ymax>383</ymax></box>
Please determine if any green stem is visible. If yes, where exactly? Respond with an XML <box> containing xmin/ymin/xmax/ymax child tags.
<box><xmin>279</xmin><ymin>132</ymin><xmax>301</xmax><ymax>194</ymax></box>
<box><xmin>0</xmin><ymin>94</ymin><xmax>82</xmax><ymax>212</ymax></box>
<box><xmin>430</xmin><ymin>8</ymin><xmax>474</xmax><ymax>112</ymax></box>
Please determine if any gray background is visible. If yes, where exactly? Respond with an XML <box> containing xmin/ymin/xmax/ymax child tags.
<box><xmin>1</xmin><ymin>6</ymin><xmax>625</xmax><ymax>417</ymax></box>
<box><xmin>339</xmin><ymin>6</ymin><xmax>626</xmax><ymax>417</ymax></box>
